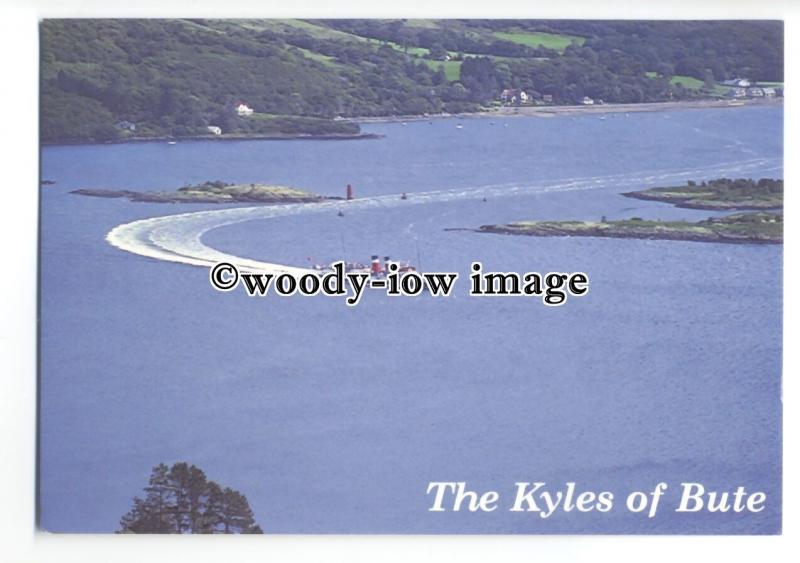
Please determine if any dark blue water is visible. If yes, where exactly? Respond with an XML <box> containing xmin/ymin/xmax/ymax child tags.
<box><xmin>40</xmin><ymin>106</ymin><xmax>782</xmax><ymax>533</ymax></box>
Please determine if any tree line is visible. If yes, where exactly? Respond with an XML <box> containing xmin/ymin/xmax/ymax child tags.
<box><xmin>40</xmin><ymin>19</ymin><xmax>783</xmax><ymax>142</ymax></box>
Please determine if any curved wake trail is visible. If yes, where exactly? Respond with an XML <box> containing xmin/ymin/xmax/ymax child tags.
<box><xmin>107</xmin><ymin>157</ymin><xmax>781</xmax><ymax>273</ymax></box>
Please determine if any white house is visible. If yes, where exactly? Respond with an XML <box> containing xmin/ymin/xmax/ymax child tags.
<box><xmin>207</xmin><ymin>125</ymin><xmax>222</xmax><ymax>135</ymax></box>
<box><xmin>728</xmin><ymin>87</ymin><xmax>747</xmax><ymax>99</ymax></box>
<box><xmin>116</xmin><ymin>120</ymin><xmax>136</xmax><ymax>131</ymax></box>
<box><xmin>499</xmin><ymin>89</ymin><xmax>529</xmax><ymax>104</ymax></box>
<box><xmin>580</xmin><ymin>96</ymin><xmax>594</xmax><ymax>105</ymax></box>
<box><xmin>236</xmin><ymin>103</ymin><xmax>254</xmax><ymax>116</ymax></box>
<box><xmin>747</xmin><ymin>87</ymin><xmax>764</xmax><ymax>97</ymax></box>
<box><xmin>762</xmin><ymin>87</ymin><xmax>777</xmax><ymax>97</ymax></box>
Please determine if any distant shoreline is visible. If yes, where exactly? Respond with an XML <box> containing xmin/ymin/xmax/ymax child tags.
<box><xmin>352</xmin><ymin>98</ymin><xmax>783</xmax><ymax>124</ymax></box>
<box><xmin>40</xmin><ymin>98</ymin><xmax>781</xmax><ymax>147</ymax></box>
<box><xmin>41</xmin><ymin>132</ymin><xmax>383</xmax><ymax>147</ymax></box>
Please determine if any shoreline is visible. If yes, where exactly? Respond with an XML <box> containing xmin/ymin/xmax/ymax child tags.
<box><xmin>41</xmin><ymin>99</ymin><xmax>782</xmax><ymax>148</ymax></box>
<box><xmin>454</xmin><ymin>218</ymin><xmax>782</xmax><ymax>245</ymax></box>
<box><xmin>622</xmin><ymin>191</ymin><xmax>783</xmax><ymax>211</ymax></box>
<box><xmin>42</xmin><ymin>132</ymin><xmax>383</xmax><ymax>147</ymax></box>
<box><xmin>71</xmin><ymin>182</ymin><xmax>339</xmax><ymax>204</ymax></box>
<box><xmin>621</xmin><ymin>179</ymin><xmax>783</xmax><ymax>211</ymax></box>
<box><xmin>352</xmin><ymin>98</ymin><xmax>782</xmax><ymax>124</ymax></box>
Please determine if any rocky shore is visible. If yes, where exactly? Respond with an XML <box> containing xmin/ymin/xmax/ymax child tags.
<box><xmin>468</xmin><ymin>213</ymin><xmax>782</xmax><ymax>245</ymax></box>
<box><xmin>72</xmin><ymin>181</ymin><xmax>337</xmax><ymax>204</ymax></box>
<box><xmin>622</xmin><ymin>184</ymin><xmax>783</xmax><ymax>210</ymax></box>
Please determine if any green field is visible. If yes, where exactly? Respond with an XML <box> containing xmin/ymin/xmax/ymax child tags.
<box><xmin>646</xmin><ymin>71</ymin><xmax>737</xmax><ymax>96</ymax></box>
<box><xmin>646</xmin><ymin>71</ymin><xmax>703</xmax><ymax>89</ymax></box>
<box><xmin>236</xmin><ymin>20</ymin><xmax>553</xmax><ymax>79</ymax></box>
<box><xmin>229</xmin><ymin>19</ymin><xmax>371</xmax><ymax>43</ymax></box>
<box><xmin>384</xmin><ymin>41</ymin><xmax>430</xmax><ymax>56</ymax></box>
<box><xmin>492</xmin><ymin>30</ymin><xmax>584</xmax><ymax>52</ymax></box>
<box><xmin>295</xmin><ymin>47</ymin><xmax>340</xmax><ymax>67</ymax></box>
<box><xmin>646</xmin><ymin>71</ymin><xmax>720</xmax><ymax>91</ymax></box>
<box><xmin>404</xmin><ymin>19</ymin><xmax>439</xmax><ymax>29</ymax></box>
<box><xmin>266</xmin><ymin>19</ymin><xmax>367</xmax><ymax>42</ymax></box>
<box><xmin>668</xmin><ymin>75</ymin><xmax>705</xmax><ymax>89</ymax></box>
<box><xmin>422</xmin><ymin>60</ymin><xmax>463</xmax><ymax>81</ymax></box>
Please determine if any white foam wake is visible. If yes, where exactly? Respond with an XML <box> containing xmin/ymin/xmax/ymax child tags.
<box><xmin>107</xmin><ymin>157</ymin><xmax>781</xmax><ymax>273</ymax></box>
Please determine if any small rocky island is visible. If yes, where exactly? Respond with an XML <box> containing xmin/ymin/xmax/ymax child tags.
<box><xmin>72</xmin><ymin>180</ymin><xmax>336</xmax><ymax>204</ymax></box>
<box><xmin>470</xmin><ymin>178</ymin><xmax>783</xmax><ymax>245</ymax></box>
<box><xmin>476</xmin><ymin>213</ymin><xmax>782</xmax><ymax>244</ymax></box>
<box><xmin>622</xmin><ymin>178</ymin><xmax>783</xmax><ymax>210</ymax></box>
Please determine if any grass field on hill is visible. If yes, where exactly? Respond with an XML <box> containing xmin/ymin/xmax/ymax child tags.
<box><xmin>492</xmin><ymin>30</ymin><xmax>585</xmax><ymax>52</ymax></box>
<box><xmin>296</xmin><ymin>47</ymin><xmax>340</xmax><ymax>67</ymax></box>
<box><xmin>645</xmin><ymin>72</ymin><xmax>736</xmax><ymax>96</ymax></box>
<box><xmin>422</xmin><ymin>60</ymin><xmax>463</xmax><ymax>81</ymax></box>
<box><xmin>646</xmin><ymin>72</ymin><xmax>705</xmax><ymax>89</ymax></box>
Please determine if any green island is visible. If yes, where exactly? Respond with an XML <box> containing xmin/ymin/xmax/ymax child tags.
<box><xmin>71</xmin><ymin>180</ymin><xmax>334</xmax><ymax>204</ymax></box>
<box><xmin>622</xmin><ymin>178</ymin><xmax>783</xmax><ymax>210</ymax></box>
<box><xmin>470</xmin><ymin>178</ymin><xmax>783</xmax><ymax>244</ymax></box>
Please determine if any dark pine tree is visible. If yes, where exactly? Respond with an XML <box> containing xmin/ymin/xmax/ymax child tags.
<box><xmin>220</xmin><ymin>488</ymin><xmax>263</xmax><ymax>534</ymax></box>
<box><xmin>118</xmin><ymin>462</ymin><xmax>263</xmax><ymax>534</ymax></box>
<box><xmin>118</xmin><ymin>463</ymin><xmax>175</xmax><ymax>533</ymax></box>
